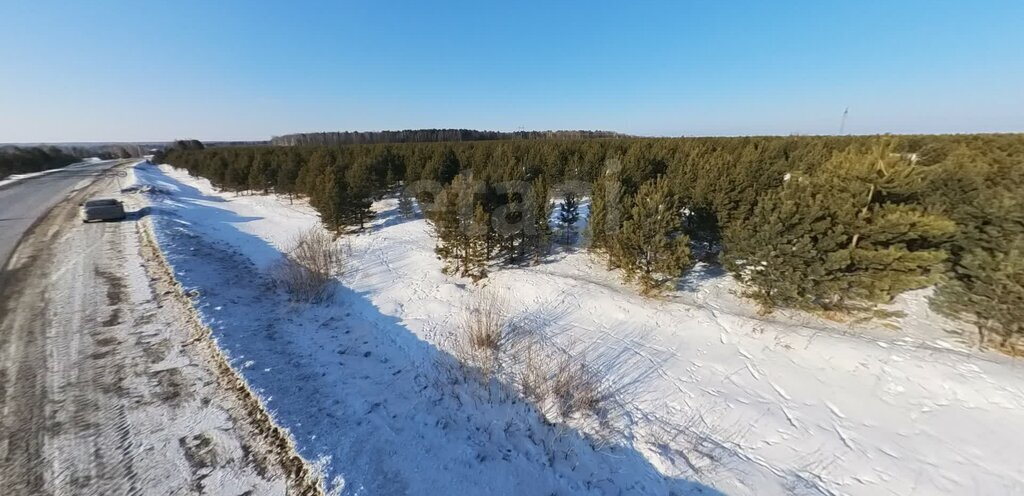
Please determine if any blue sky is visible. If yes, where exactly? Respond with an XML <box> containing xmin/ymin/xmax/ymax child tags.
<box><xmin>1</xmin><ymin>0</ymin><xmax>1022</xmax><ymax>142</ymax></box>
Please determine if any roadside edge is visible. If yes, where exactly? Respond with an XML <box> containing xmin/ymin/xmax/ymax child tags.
<box><xmin>137</xmin><ymin>217</ymin><xmax>325</xmax><ymax>496</ymax></box>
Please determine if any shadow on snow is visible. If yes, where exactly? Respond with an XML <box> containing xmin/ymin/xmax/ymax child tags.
<box><xmin>144</xmin><ymin>166</ymin><xmax>724</xmax><ymax>496</ymax></box>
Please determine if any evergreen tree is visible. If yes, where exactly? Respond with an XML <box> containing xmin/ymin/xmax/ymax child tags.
<box><xmin>587</xmin><ymin>177</ymin><xmax>608</xmax><ymax>249</ymax></box>
<box><xmin>341</xmin><ymin>191</ymin><xmax>374</xmax><ymax>230</ymax></box>
<box><xmin>398</xmin><ymin>185</ymin><xmax>416</xmax><ymax>219</ymax></box>
<box><xmin>311</xmin><ymin>165</ymin><xmax>350</xmax><ymax>232</ymax></box>
<box><xmin>464</xmin><ymin>203</ymin><xmax>491</xmax><ymax>280</ymax></box>
<box><xmin>430</xmin><ymin>183</ymin><xmax>462</xmax><ymax>275</ymax></box>
<box><xmin>926</xmin><ymin>146</ymin><xmax>1024</xmax><ymax>350</ymax></box>
<box><xmin>723</xmin><ymin>141</ymin><xmax>955</xmax><ymax>312</ymax></box>
<box><xmin>429</xmin><ymin>174</ymin><xmax>479</xmax><ymax>276</ymax></box>
<box><xmin>247</xmin><ymin>155</ymin><xmax>274</xmax><ymax>194</ymax></box>
<box><xmin>157</xmin><ymin>134</ymin><xmax>1024</xmax><ymax>339</ymax></box>
<box><xmin>557</xmin><ymin>192</ymin><xmax>580</xmax><ymax>243</ymax></box>
<box><xmin>422</xmin><ymin>147</ymin><xmax>461</xmax><ymax>184</ymax></box>
<box><xmin>298</xmin><ymin>149</ymin><xmax>333</xmax><ymax>195</ymax></box>
<box><xmin>586</xmin><ymin>168</ymin><xmax>622</xmax><ymax>251</ymax></box>
<box><xmin>224</xmin><ymin>161</ymin><xmax>249</xmax><ymax>193</ymax></box>
<box><xmin>344</xmin><ymin>158</ymin><xmax>377</xmax><ymax>229</ymax></box>
<box><xmin>935</xmin><ymin>239</ymin><xmax>1024</xmax><ymax>350</ymax></box>
<box><xmin>492</xmin><ymin>182</ymin><xmax>528</xmax><ymax>265</ymax></box>
<box><xmin>524</xmin><ymin>175</ymin><xmax>552</xmax><ymax>263</ymax></box>
<box><xmin>275</xmin><ymin>152</ymin><xmax>302</xmax><ymax>203</ymax></box>
<box><xmin>609</xmin><ymin>177</ymin><xmax>692</xmax><ymax>294</ymax></box>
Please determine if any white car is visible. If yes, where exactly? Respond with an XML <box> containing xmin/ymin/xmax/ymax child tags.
<box><xmin>80</xmin><ymin>198</ymin><xmax>126</xmax><ymax>222</ymax></box>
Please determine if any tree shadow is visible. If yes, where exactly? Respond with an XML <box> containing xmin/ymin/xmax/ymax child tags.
<box><xmin>675</xmin><ymin>263</ymin><xmax>728</xmax><ymax>293</ymax></box>
<box><xmin>144</xmin><ymin>170</ymin><xmax>725</xmax><ymax>495</ymax></box>
<box><xmin>367</xmin><ymin>200</ymin><xmax>419</xmax><ymax>232</ymax></box>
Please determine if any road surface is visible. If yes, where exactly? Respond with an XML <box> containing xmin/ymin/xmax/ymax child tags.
<box><xmin>0</xmin><ymin>160</ymin><xmax>122</xmax><ymax>271</ymax></box>
<box><xmin>0</xmin><ymin>164</ymin><xmax>301</xmax><ymax>494</ymax></box>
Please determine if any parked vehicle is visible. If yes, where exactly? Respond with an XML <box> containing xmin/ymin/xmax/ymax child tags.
<box><xmin>80</xmin><ymin>198</ymin><xmax>126</xmax><ymax>222</ymax></box>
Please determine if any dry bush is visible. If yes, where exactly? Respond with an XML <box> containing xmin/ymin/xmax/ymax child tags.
<box><xmin>517</xmin><ymin>339</ymin><xmax>549</xmax><ymax>404</ymax></box>
<box><xmin>548</xmin><ymin>351</ymin><xmax>617</xmax><ymax>420</ymax></box>
<box><xmin>272</xmin><ymin>228</ymin><xmax>343</xmax><ymax>303</ymax></box>
<box><xmin>463</xmin><ymin>294</ymin><xmax>507</xmax><ymax>352</ymax></box>
<box><xmin>451</xmin><ymin>294</ymin><xmax>524</xmax><ymax>384</ymax></box>
<box><xmin>441</xmin><ymin>294</ymin><xmax>636</xmax><ymax>446</ymax></box>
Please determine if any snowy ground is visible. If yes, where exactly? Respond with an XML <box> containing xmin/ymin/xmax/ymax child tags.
<box><xmin>133</xmin><ymin>162</ymin><xmax>1024</xmax><ymax>495</ymax></box>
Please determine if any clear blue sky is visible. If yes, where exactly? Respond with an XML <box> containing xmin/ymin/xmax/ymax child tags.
<box><xmin>1</xmin><ymin>0</ymin><xmax>1022</xmax><ymax>142</ymax></box>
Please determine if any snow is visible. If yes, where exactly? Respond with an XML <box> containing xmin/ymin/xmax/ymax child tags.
<box><xmin>132</xmin><ymin>162</ymin><xmax>1024</xmax><ymax>495</ymax></box>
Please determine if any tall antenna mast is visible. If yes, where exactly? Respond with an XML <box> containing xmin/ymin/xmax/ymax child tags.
<box><xmin>839</xmin><ymin>107</ymin><xmax>849</xmax><ymax>135</ymax></box>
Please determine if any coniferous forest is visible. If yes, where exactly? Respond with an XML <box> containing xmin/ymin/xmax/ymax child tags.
<box><xmin>0</xmin><ymin>146</ymin><xmax>80</xmax><ymax>179</ymax></box>
<box><xmin>270</xmin><ymin>129</ymin><xmax>628</xmax><ymax>146</ymax></box>
<box><xmin>158</xmin><ymin>133</ymin><xmax>1024</xmax><ymax>351</ymax></box>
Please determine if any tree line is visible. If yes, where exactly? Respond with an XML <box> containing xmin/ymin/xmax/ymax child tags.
<box><xmin>158</xmin><ymin>133</ymin><xmax>1024</xmax><ymax>352</ymax></box>
<box><xmin>270</xmin><ymin>129</ymin><xmax>628</xmax><ymax>146</ymax></box>
<box><xmin>0</xmin><ymin>143</ymin><xmax>164</xmax><ymax>181</ymax></box>
<box><xmin>0</xmin><ymin>146</ymin><xmax>81</xmax><ymax>179</ymax></box>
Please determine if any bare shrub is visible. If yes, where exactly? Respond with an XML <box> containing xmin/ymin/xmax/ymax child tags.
<box><xmin>548</xmin><ymin>351</ymin><xmax>616</xmax><ymax>420</ymax></box>
<box><xmin>440</xmin><ymin>295</ymin><xmax>640</xmax><ymax>447</ymax></box>
<box><xmin>464</xmin><ymin>295</ymin><xmax>506</xmax><ymax>352</ymax></box>
<box><xmin>451</xmin><ymin>294</ymin><xmax>521</xmax><ymax>385</ymax></box>
<box><xmin>517</xmin><ymin>338</ymin><xmax>549</xmax><ymax>404</ymax></box>
<box><xmin>272</xmin><ymin>228</ymin><xmax>343</xmax><ymax>303</ymax></box>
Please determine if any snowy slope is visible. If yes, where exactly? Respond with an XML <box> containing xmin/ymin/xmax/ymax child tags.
<box><xmin>135</xmin><ymin>162</ymin><xmax>1024</xmax><ymax>495</ymax></box>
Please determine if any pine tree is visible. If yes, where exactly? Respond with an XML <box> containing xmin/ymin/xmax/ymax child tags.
<box><xmin>247</xmin><ymin>155</ymin><xmax>273</xmax><ymax>194</ymax></box>
<box><xmin>609</xmin><ymin>177</ymin><xmax>692</xmax><ymax>294</ymax></box>
<box><xmin>298</xmin><ymin>149</ymin><xmax>333</xmax><ymax>195</ymax></box>
<box><xmin>422</xmin><ymin>147</ymin><xmax>461</xmax><ymax>184</ymax></box>
<box><xmin>586</xmin><ymin>163</ymin><xmax>622</xmax><ymax>251</ymax></box>
<box><xmin>926</xmin><ymin>146</ymin><xmax>1024</xmax><ymax>350</ymax></box>
<box><xmin>935</xmin><ymin>239</ymin><xmax>1024</xmax><ymax>351</ymax></box>
<box><xmin>525</xmin><ymin>175</ymin><xmax>552</xmax><ymax>263</ymax></box>
<box><xmin>429</xmin><ymin>177</ymin><xmax>464</xmax><ymax>275</ymax></box>
<box><xmin>587</xmin><ymin>177</ymin><xmax>608</xmax><ymax>249</ymax></box>
<box><xmin>398</xmin><ymin>185</ymin><xmax>416</xmax><ymax>219</ymax></box>
<box><xmin>344</xmin><ymin>159</ymin><xmax>376</xmax><ymax>229</ymax></box>
<box><xmin>342</xmin><ymin>192</ymin><xmax>373</xmax><ymax>230</ymax></box>
<box><xmin>428</xmin><ymin>174</ymin><xmax>484</xmax><ymax>276</ymax></box>
<box><xmin>491</xmin><ymin>182</ymin><xmax>528</xmax><ymax>265</ymax></box>
<box><xmin>275</xmin><ymin>152</ymin><xmax>302</xmax><ymax>203</ymax></box>
<box><xmin>558</xmin><ymin>192</ymin><xmax>580</xmax><ymax>243</ymax></box>
<box><xmin>224</xmin><ymin>161</ymin><xmax>249</xmax><ymax>193</ymax></box>
<box><xmin>463</xmin><ymin>203</ymin><xmax>490</xmax><ymax>280</ymax></box>
<box><xmin>312</xmin><ymin>165</ymin><xmax>350</xmax><ymax>232</ymax></box>
<box><xmin>723</xmin><ymin>141</ymin><xmax>956</xmax><ymax>312</ymax></box>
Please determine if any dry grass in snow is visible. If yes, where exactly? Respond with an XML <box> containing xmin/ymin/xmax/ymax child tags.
<box><xmin>272</xmin><ymin>228</ymin><xmax>344</xmax><ymax>303</ymax></box>
<box><xmin>444</xmin><ymin>292</ymin><xmax>630</xmax><ymax>445</ymax></box>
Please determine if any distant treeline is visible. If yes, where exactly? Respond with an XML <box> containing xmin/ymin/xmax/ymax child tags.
<box><xmin>0</xmin><ymin>144</ymin><xmax>155</xmax><ymax>180</ymax></box>
<box><xmin>270</xmin><ymin>129</ymin><xmax>629</xmax><ymax>146</ymax></box>
<box><xmin>0</xmin><ymin>146</ymin><xmax>81</xmax><ymax>180</ymax></box>
<box><xmin>159</xmin><ymin>133</ymin><xmax>1024</xmax><ymax>352</ymax></box>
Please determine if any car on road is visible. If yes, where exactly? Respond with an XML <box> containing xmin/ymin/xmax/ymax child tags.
<box><xmin>80</xmin><ymin>198</ymin><xmax>126</xmax><ymax>222</ymax></box>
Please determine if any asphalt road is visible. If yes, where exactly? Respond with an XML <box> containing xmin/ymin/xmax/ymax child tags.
<box><xmin>0</xmin><ymin>162</ymin><xmax>292</xmax><ymax>494</ymax></box>
<box><xmin>0</xmin><ymin>160</ymin><xmax>122</xmax><ymax>271</ymax></box>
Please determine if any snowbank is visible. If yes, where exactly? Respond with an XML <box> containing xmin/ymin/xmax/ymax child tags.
<box><xmin>134</xmin><ymin>162</ymin><xmax>1024</xmax><ymax>495</ymax></box>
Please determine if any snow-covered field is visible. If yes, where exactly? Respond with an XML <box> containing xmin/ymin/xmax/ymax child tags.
<box><xmin>132</xmin><ymin>161</ymin><xmax>1024</xmax><ymax>495</ymax></box>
